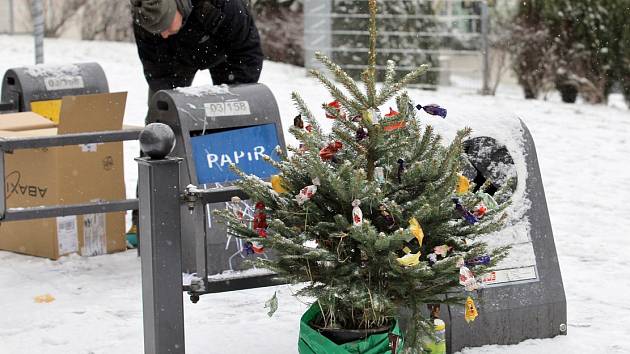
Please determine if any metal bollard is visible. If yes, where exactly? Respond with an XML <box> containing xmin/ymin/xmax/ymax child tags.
<box><xmin>136</xmin><ymin>123</ymin><xmax>185</xmax><ymax>354</ymax></box>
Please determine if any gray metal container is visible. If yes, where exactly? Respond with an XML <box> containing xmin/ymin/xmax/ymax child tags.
<box><xmin>1</xmin><ymin>62</ymin><xmax>109</xmax><ymax>113</ymax></box>
<box><xmin>146</xmin><ymin>83</ymin><xmax>286</xmax><ymax>279</ymax></box>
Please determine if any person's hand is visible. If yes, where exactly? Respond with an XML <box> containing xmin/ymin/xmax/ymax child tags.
<box><xmin>161</xmin><ymin>10</ymin><xmax>183</xmax><ymax>39</ymax></box>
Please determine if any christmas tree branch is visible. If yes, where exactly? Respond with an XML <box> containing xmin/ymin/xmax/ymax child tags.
<box><xmin>314</xmin><ymin>51</ymin><xmax>369</xmax><ymax>106</ymax></box>
<box><xmin>376</xmin><ymin>64</ymin><xmax>430</xmax><ymax>106</ymax></box>
<box><xmin>382</xmin><ymin>60</ymin><xmax>397</xmax><ymax>94</ymax></box>
<box><xmin>291</xmin><ymin>92</ymin><xmax>323</xmax><ymax>135</ymax></box>
<box><xmin>309</xmin><ymin>69</ymin><xmax>363</xmax><ymax>113</ymax></box>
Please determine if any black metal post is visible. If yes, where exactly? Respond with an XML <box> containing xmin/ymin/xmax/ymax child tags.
<box><xmin>136</xmin><ymin>155</ymin><xmax>185</xmax><ymax>354</ymax></box>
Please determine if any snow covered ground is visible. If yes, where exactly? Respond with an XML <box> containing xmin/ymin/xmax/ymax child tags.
<box><xmin>0</xmin><ymin>35</ymin><xmax>629</xmax><ymax>354</ymax></box>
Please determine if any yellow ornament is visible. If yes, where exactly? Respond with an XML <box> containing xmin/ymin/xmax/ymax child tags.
<box><xmin>362</xmin><ymin>108</ymin><xmax>380</xmax><ymax>124</ymax></box>
<box><xmin>271</xmin><ymin>175</ymin><xmax>287</xmax><ymax>193</ymax></box>
<box><xmin>464</xmin><ymin>296</ymin><xmax>478</xmax><ymax>323</ymax></box>
<box><xmin>456</xmin><ymin>175</ymin><xmax>470</xmax><ymax>195</ymax></box>
<box><xmin>397</xmin><ymin>252</ymin><xmax>421</xmax><ymax>267</ymax></box>
<box><xmin>408</xmin><ymin>217</ymin><xmax>424</xmax><ymax>246</ymax></box>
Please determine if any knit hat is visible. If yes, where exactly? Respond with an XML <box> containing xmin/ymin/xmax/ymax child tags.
<box><xmin>130</xmin><ymin>0</ymin><xmax>177</xmax><ymax>34</ymax></box>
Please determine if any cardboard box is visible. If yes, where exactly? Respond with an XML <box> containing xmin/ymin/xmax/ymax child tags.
<box><xmin>0</xmin><ymin>92</ymin><xmax>128</xmax><ymax>259</ymax></box>
<box><xmin>0</xmin><ymin>111</ymin><xmax>56</xmax><ymax>131</ymax></box>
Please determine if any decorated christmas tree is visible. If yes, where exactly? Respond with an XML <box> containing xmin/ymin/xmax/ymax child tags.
<box><xmin>218</xmin><ymin>0</ymin><xmax>510</xmax><ymax>352</ymax></box>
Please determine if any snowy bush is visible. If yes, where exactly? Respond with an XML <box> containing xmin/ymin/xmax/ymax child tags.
<box><xmin>508</xmin><ymin>0</ymin><xmax>556</xmax><ymax>99</ymax></box>
<box><xmin>510</xmin><ymin>0</ymin><xmax>630</xmax><ymax>105</ymax></box>
<box><xmin>252</xmin><ymin>0</ymin><xmax>304</xmax><ymax>66</ymax></box>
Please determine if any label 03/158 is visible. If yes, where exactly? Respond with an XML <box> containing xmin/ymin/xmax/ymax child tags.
<box><xmin>44</xmin><ymin>76</ymin><xmax>85</xmax><ymax>91</ymax></box>
<box><xmin>204</xmin><ymin>101</ymin><xmax>251</xmax><ymax>117</ymax></box>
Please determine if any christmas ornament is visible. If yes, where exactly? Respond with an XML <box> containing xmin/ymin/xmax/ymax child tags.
<box><xmin>360</xmin><ymin>249</ymin><xmax>369</xmax><ymax>267</ymax></box>
<box><xmin>356</xmin><ymin>127</ymin><xmax>368</xmax><ymax>141</ymax></box>
<box><xmin>256</xmin><ymin>228</ymin><xmax>268</xmax><ymax>238</ymax></box>
<box><xmin>383</xmin><ymin>121</ymin><xmax>406</xmax><ymax>132</ymax></box>
<box><xmin>416</xmin><ymin>103</ymin><xmax>447</xmax><ymax>118</ymax></box>
<box><xmin>305</xmin><ymin>124</ymin><xmax>313</xmax><ymax>132</ymax></box>
<box><xmin>427</xmin><ymin>253</ymin><xmax>438</xmax><ymax>264</ymax></box>
<box><xmin>409</xmin><ymin>217</ymin><xmax>424</xmax><ymax>246</ymax></box>
<box><xmin>385</xmin><ymin>107</ymin><xmax>400</xmax><ymax>117</ymax></box>
<box><xmin>459</xmin><ymin>265</ymin><xmax>479</xmax><ymax>291</ymax></box>
<box><xmin>477</xmin><ymin>192</ymin><xmax>498</xmax><ymax>210</ymax></box>
<box><xmin>229</xmin><ymin>196</ymin><xmax>244</xmax><ymax>221</ymax></box>
<box><xmin>465</xmin><ymin>296</ymin><xmax>478</xmax><ymax>323</ymax></box>
<box><xmin>434</xmin><ymin>245</ymin><xmax>451</xmax><ymax>257</ymax></box>
<box><xmin>352</xmin><ymin>200</ymin><xmax>363</xmax><ymax>226</ymax></box>
<box><xmin>374</xmin><ymin>167</ymin><xmax>385</xmax><ymax>184</ymax></box>
<box><xmin>397</xmin><ymin>159</ymin><xmax>405</xmax><ymax>183</ymax></box>
<box><xmin>296</xmin><ymin>178</ymin><xmax>321</xmax><ymax>205</ymax></box>
<box><xmin>294</xmin><ymin>114</ymin><xmax>304</xmax><ymax>129</ymax></box>
<box><xmin>271</xmin><ymin>175</ymin><xmax>288</xmax><ymax>194</ymax></box>
<box><xmin>465</xmin><ymin>255</ymin><xmax>491</xmax><ymax>267</ymax></box>
<box><xmin>253</xmin><ymin>201</ymin><xmax>268</xmax><ymax>230</ymax></box>
<box><xmin>379</xmin><ymin>204</ymin><xmax>396</xmax><ymax>230</ymax></box>
<box><xmin>362</xmin><ymin>108</ymin><xmax>381</xmax><ymax>124</ymax></box>
<box><xmin>251</xmin><ymin>241</ymin><xmax>265</xmax><ymax>254</ymax></box>
<box><xmin>473</xmin><ymin>202</ymin><xmax>488</xmax><ymax>218</ymax></box>
<box><xmin>324</xmin><ymin>100</ymin><xmax>342</xmax><ymax>119</ymax></box>
<box><xmin>244</xmin><ymin>241</ymin><xmax>255</xmax><ymax>255</ymax></box>
<box><xmin>452</xmin><ymin>197</ymin><xmax>479</xmax><ymax>224</ymax></box>
<box><xmin>319</xmin><ymin>141</ymin><xmax>343</xmax><ymax>161</ymax></box>
<box><xmin>456</xmin><ymin>175</ymin><xmax>470</xmax><ymax>195</ymax></box>
<box><xmin>397</xmin><ymin>251</ymin><xmax>421</xmax><ymax>267</ymax></box>
<box><xmin>382</xmin><ymin>107</ymin><xmax>406</xmax><ymax>132</ymax></box>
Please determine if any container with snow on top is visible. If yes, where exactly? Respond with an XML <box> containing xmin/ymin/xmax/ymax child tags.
<box><xmin>1</xmin><ymin>62</ymin><xmax>109</xmax><ymax>122</ymax></box>
<box><xmin>145</xmin><ymin>83</ymin><xmax>286</xmax><ymax>279</ymax></box>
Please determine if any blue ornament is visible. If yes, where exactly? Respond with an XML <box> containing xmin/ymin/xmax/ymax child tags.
<box><xmin>416</xmin><ymin>104</ymin><xmax>447</xmax><ymax>119</ymax></box>
<box><xmin>465</xmin><ymin>255</ymin><xmax>491</xmax><ymax>267</ymax></box>
<box><xmin>452</xmin><ymin>197</ymin><xmax>478</xmax><ymax>224</ymax></box>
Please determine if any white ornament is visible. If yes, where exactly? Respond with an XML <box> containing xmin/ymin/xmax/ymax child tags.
<box><xmin>352</xmin><ymin>199</ymin><xmax>363</xmax><ymax>226</ymax></box>
<box><xmin>374</xmin><ymin>167</ymin><xmax>385</xmax><ymax>184</ymax></box>
<box><xmin>459</xmin><ymin>265</ymin><xmax>479</xmax><ymax>291</ymax></box>
<box><xmin>296</xmin><ymin>178</ymin><xmax>321</xmax><ymax>205</ymax></box>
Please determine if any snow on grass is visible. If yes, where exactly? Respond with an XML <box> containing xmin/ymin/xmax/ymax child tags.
<box><xmin>0</xmin><ymin>35</ymin><xmax>629</xmax><ymax>353</ymax></box>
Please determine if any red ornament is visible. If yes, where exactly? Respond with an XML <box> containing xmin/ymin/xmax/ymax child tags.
<box><xmin>473</xmin><ymin>202</ymin><xmax>488</xmax><ymax>218</ymax></box>
<box><xmin>382</xmin><ymin>107</ymin><xmax>405</xmax><ymax>131</ymax></box>
<box><xmin>324</xmin><ymin>100</ymin><xmax>343</xmax><ymax>119</ymax></box>
<box><xmin>305</xmin><ymin>124</ymin><xmax>313</xmax><ymax>132</ymax></box>
<box><xmin>384</xmin><ymin>107</ymin><xmax>400</xmax><ymax>117</ymax></box>
<box><xmin>253</xmin><ymin>201</ymin><xmax>268</xmax><ymax>236</ymax></box>
<box><xmin>382</xmin><ymin>121</ymin><xmax>406</xmax><ymax>132</ymax></box>
<box><xmin>251</xmin><ymin>242</ymin><xmax>265</xmax><ymax>254</ymax></box>
<box><xmin>256</xmin><ymin>228</ymin><xmax>268</xmax><ymax>238</ymax></box>
<box><xmin>319</xmin><ymin>141</ymin><xmax>343</xmax><ymax>161</ymax></box>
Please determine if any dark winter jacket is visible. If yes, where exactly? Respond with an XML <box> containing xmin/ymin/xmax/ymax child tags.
<box><xmin>132</xmin><ymin>0</ymin><xmax>263</xmax><ymax>91</ymax></box>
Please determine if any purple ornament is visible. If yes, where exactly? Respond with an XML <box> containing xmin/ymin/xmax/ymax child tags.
<box><xmin>243</xmin><ymin>241</ymin><xmax>255</xmax><ymax>255</ymax></box>
<box><xmin>465</xmin><ymin>255</ymin><xmax>491</xmax><ymax>267</ymax></box>
<box><xmin>452</xmin><ymin>197</ymin><xmax>478</xmax><ymax>224</ymax></box>
<box><xmin>397</xmin><ymin>159</ymin><xmax>405</xmax><ymax>183</ymax></box>
<box><xmin>356</xmin><ymin>127</ymin><xmax>368</xmax><ymax>141</ymax></box>
<box><xmin>416</xmin><ymin>104</ymin><xmax>447</xmax><ymax>118</ymax></box>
